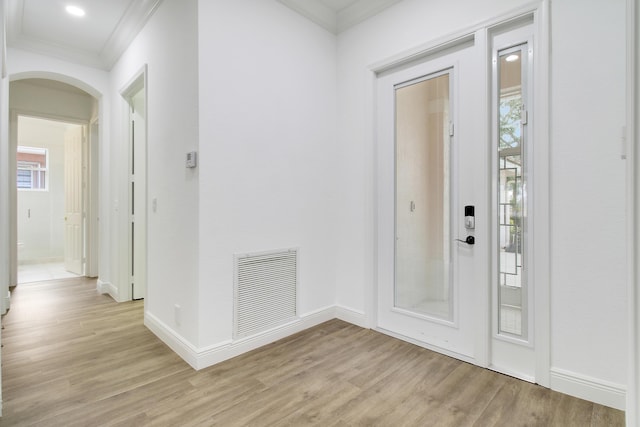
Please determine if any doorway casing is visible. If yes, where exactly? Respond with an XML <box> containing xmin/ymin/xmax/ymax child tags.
<box><xmin>5</xmin><ymin>73</ymin><xmax>103</xmax><ymax>313</ymax></box>
<box><xmin>119</xmin><ymin>65</ymin><xmax>147</xmax><ymax>302</ymax></box>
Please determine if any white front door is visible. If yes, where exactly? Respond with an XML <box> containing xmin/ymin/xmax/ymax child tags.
<box><xmin>377</xmin><ymin>43</ymin><xmax>486</xmax><ymax>362</ymax></box>
<box><xmin>376</xmin><ymin>19</ymin><xmax>543</xmax><ymax>381</ymax></box>
<box><xmin>64</xmin><ymin>125</ymin><xmax>84</xmax><ymax>275</ymax></box>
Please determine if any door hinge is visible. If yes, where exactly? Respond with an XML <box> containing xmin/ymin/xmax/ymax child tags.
<box><xmin>521</xmin><ymin>109</ymin><xmax>528</xmax><ymax>125</ymax></box>
<box><xmin>449</xmin><ymin>121</ymin><xmax>455</xmax><ymax>137</ymax></box>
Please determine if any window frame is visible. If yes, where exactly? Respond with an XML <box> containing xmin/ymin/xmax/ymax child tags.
<box><xmin>17</xmin><ymin>145</ymin><xmax>49</xmax><ymax>191</ymax></box>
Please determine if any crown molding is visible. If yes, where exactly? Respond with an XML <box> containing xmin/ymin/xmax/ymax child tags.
<box><xmin>336</xmin><ymin>0</ymin><xmax>402</xmax><ymax>33</ymax></box>
<box><xmin>278</xmin><ymin>0</ymin><xmax>337</xmax><ymax>33</ymax></box>
<box><xmin>100</xmin><ymin>0</ymin><xmax>164</xmax><ymax>69</ymax></box>
<box><xmin>7</xmin><ymin>0</ymin><xmax>163</xmax><ymax>70</ymax></box>
<box><xmin>278</xmin><ymin>0</ymin><xmax>402</xmax><ymax>35</ymax></box>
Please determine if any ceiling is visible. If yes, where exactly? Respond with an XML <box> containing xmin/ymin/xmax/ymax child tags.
<box><xmin>5</xmin><ymin>0</ymin><xmax>402</xmax><ymax>71</ymax></box>
<box><xmin>277</xmin><ymin>0</ymin><xmax>403</xmax><ymax>34</ymax></box>
<box><xmin>6</xmin><ymin>0</ymin><xmax>163</xmax><ymax>70</ymax></box>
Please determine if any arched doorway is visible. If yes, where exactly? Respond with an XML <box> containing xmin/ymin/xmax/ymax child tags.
<box><xmin>7</xmin><ymin>75</ymin><xmax>101</xmax><ymax>296</ymax></box>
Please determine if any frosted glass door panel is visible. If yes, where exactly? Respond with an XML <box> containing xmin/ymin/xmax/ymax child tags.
<box><xmin>395</xmin><ymin>72</ymin><xmax>452</xmax><ymax>321</ymax></box>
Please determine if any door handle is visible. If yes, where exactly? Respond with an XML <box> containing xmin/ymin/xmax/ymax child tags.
<box><xmin>455</xmin><ymin>236</ymin><xmax>475</xmax><ymax>245</ymax></box>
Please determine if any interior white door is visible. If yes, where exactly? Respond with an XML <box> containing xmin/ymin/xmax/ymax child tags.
<box><xmin>129</xmin><ymin>88</ymin><xmax>146</xmax><ymax>300</ymax></box>
<box><xmin>64</xmin><ymin>125</ymin><xmax>84</xmax><ymax>275</ymax></box>
<box><xmin>377</xmin><ymin>43</ymin><xmax>486</xmax><ymax>362</ymax></box>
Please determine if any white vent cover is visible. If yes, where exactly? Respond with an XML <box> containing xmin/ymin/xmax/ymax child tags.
<box><xmin>234</xmin><ymin>248</ymin><xmax>298</xmax><ymax>339</ymax></box>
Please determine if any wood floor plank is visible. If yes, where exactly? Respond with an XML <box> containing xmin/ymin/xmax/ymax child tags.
<box><xmin>0</xmin><ymin>277</ymin><xmax>626</xmax><ymax>426</ymax></box>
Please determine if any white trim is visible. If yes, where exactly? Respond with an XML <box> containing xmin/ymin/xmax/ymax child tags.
<box><xmin>85</xmin><ymin>117</ymin><xmax>100</xmax><ymax>278</ymax></box>
<box><xmin>335</xmin><ymin>305</ymin><xmax>368</xmax><ymax>328</ymax></box>
<box><xmin>473</xmin><ymin>25</ymin><xmax>491</xmax><ymax>372</ymax></box>
<box><xmin>119</xmin><ymin>64</ymin><xmax>148</xmax><ymax>303</ymax></box>
<box><xmin>196</xmin><ymin>306</ymin><xmax>334</xmax><ymax>370</ymax></box>
<box><xmin>17</xmin><ymin>256</ymin><xmax>64</xmax><ymax>265</ymax></box>
<box><xmin>627</xmin><ymin>0</ymin><xmax>639</xmax><ymax>424</ymax></box>
<box><xmin>96</xmin><ymin>279</ymin><xmax>110</xmax><ymax>294</ymax></box>
<box><xmin>550</xmin><ymin>368</ymin><xmax>626</xmax><ymax>411</ymax></box>
<box><xmin>369</xmin><ymin>1</ymin><xmax>540</xmax><ymax>74</ymax></box>
<box><xmin>531</xmin><ymin>0</ymin><xmax>551</xmax><ymax>389</ymax></box>
<box><xmin>97</xmin><ymin>279</ymin><xmax>122</xmax><ymax>302</ymax></box>
<box><xmin>1</xmin><ymin>289</ymin><xmax>10</xmax><ymax>314</ymax></box>
<box><xmin>6</xmin><ymin>0</ymin><xmax>163</xmax><ymax>70</ymax></box>
<box><xmin>145</xmin><ymin>306</ymin><xmax>337</xmax><ymax>371</ymax></box>
<box><xmin>9</xmin><ymin>109</ymin><xmax>93</xmax><ymax>290</ymax></box>
<box><xmin>277</xmin><ymin>0</ymin><xmax>403</xmax><ymax>35</ymax></box>
<box><xmin>145</xmin><ymin>311</ymin><xmax>200</xmax><ymax>369</ymax></box>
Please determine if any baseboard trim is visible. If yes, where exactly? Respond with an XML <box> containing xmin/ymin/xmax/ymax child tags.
<box><xmin>17</xmin><ymin>256</ymin><xmax>64</xmax><ymax>266</ymax></box>
<box><xmin>335</xmin><ymin>305</ymin><xmax>368</xmax><ymax>328</ymax></box>
<box><xmin>550</xmin><ymin>367</ymin><xmax>626</xmax><ymax>410</ymax></box>
<box><xmin>97</xmin><ymin>280</ymin><xmax>120</xmax><ymax>302</ymax></box>
<box><xmin>144</xmin><ymin>312</ymin><xmax>200</xmax><ymax>369</ymax></box>
<box><xmin>195</xmin><ymin>306</ymin><xmax>336</xmax><ymax>370</ymax></box>
<box><xmin>96</xmin><ymin>279</ymin><xmax>109</xmax><ymax>294</ymax></box>
<box><xmin>1</xmin><ymin>290</ymin><xmax>10</xmax><ymax>315</ymax></box>
<box><xmin>144</xmin><ymin>306</ymin><xmax>337</xmax><ymax>371</ymax></box>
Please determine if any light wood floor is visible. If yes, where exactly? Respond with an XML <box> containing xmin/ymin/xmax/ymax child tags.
<box><xmin>0</xmin><ymin>277</ymin><xmax>625</xmax><ymax>426</ymax></box>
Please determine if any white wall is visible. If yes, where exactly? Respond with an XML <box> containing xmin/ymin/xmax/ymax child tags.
<box><xmin>197</xmin><ymin>0</ymin><xmax>338</xmax><ymax>347</ymax></box>
<box><xmin>550</xmin><ymin>0</ymin><xmax>627</xmax><ymax>387</ymax></box>
<box><xmin>110</xmin><ymin>0</ymin><xmax>200</xmax><ymax>342</ymax></box>
<box><xmin>335</xmin><ymin>0</ymin><xmax>627</xmax><ymax>407</ymax></box>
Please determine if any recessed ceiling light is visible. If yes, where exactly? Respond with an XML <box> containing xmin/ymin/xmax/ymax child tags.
<box><xmin>65</xmin><ymin>5</ymin><xmax>86</xmax><ymax>17</ymax></box>
<box><xmin>505</xmin><ymin>54</ymin><xmax>520</xmax><ymax>62</ymax></box>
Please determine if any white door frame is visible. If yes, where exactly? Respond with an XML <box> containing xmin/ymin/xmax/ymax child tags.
<box><xmin>626</xmin><ymin>0</ymin><xmax>638</xmax><ymax>423</ymax></box>
<box><xmin>119</xmin><ymin>65</ymin><xmax>148</xmax><ymax>302</ymax></box>
<box><xmin>9</xmin><ymin>110</ymin><xmax>94</xmax><ymax>282</ymax></box>
<box><xmin>367</xmin><ymin>1</ymin><xmax>550</xmax><ymax>385</ymax></box>
<box><xmin>86</xmin><ymin>117</ymin><xmax>100</xmax><ymax>278</ymax></box>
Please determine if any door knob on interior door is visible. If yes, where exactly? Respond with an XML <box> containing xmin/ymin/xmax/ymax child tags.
<box><xmin>455</xmin><ymin>236</ymin><xmax>475</xmax><ymax>245</ymax></box>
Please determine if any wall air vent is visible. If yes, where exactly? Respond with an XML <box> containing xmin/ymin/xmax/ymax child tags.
<box><xmin>234</xmin><ymin>248</ymin><xmax>298</xmax><ymax>339</ymax></box>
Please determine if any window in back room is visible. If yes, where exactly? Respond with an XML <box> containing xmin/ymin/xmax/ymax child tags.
<box><xmin>17</xmin><ymin>146</ymin><xmax>48</xmax><ymax>191</ymax></box>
